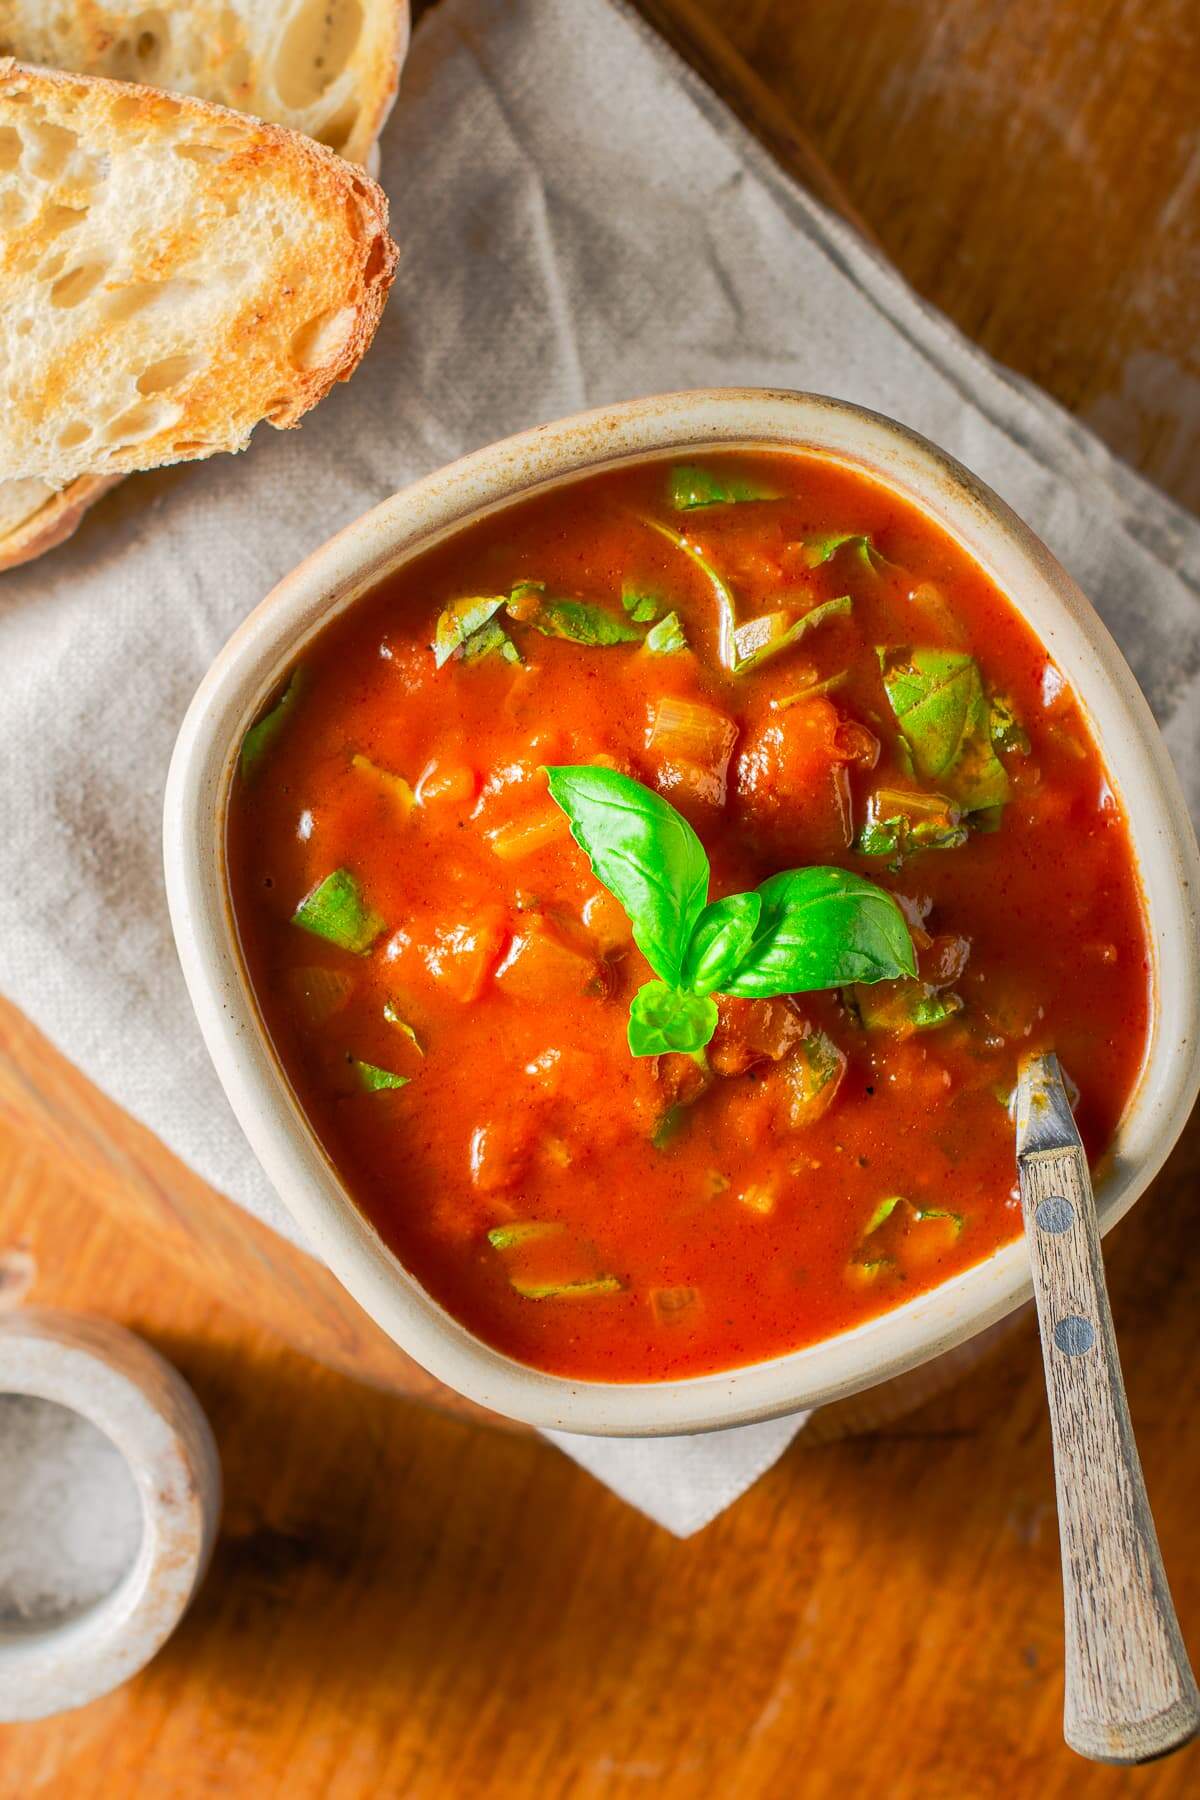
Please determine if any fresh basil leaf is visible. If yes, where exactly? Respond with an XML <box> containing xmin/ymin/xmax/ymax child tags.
<box><xmin>526</xmin><ymin>598</ymin><xmax>642</xmax><ymax>646</ymax></box>
<box><xmin>724</xmin><ymin>867</ymin><xmax>917</xmax><ymax>998</ymax></box>
<box><xmin>544</xmin><ymin>765</ymin><xmax>709</xmax><ymax>985</ymax></box>
<box><xmin>241</xmin><ymin>668</ymin><xmax>303</xmax><ymax>778</ymax></box>
<box><xmin>644</xmin><ymin>610</ymin><xmax>688</xmax><ymax>654</ymax></box>
<box><xmin>461</xmin><ymin>617</ymin><xmax>522</xmax><ymax>663</ymax></box>
<box><xmin>733</xmin><ymin>594</ymin><xmax>851</xmax><ymax>673</ymax></box>
<box><xmin>353</xmin><ymin>1058</ymin><xmax>410</xmax><ymax>1092</ymax></box>
<box><xmin>628</xmin><ymin>980</ymin><xmax>719</xmax><ymax>1056</ymax></box>
<box><xmin>681</xmin><ymin>892</ymin><xmax>763</xmax><ymax>995</ymax></box>
<box><xmin>802</xmin><ymin>532</ymin><xmax>885</xmax><ymax>573</ymax></box>
<box><xmin>641</xmin><ymin>517</ymin><xmax>738</xmax><ymax>667</ymax></box>
<box><xmin>621</xmin><ymin>584</ymin><xmax>660</xmax><ymax>624</ymax></box>
<box><xmin>669</xmin><ymin>465</ymin><xmax>780</xmax><ymax>509</ymax></box>
<box><xmin>293</xmin><ymin>869</ymin><xmax>385</xmax><ymax>955</ymax></box>
<box><xmin>877</xmin><ymin>647</ymin><xmax>1010</xmax><ymax>810</ymax></box>
<box><xmin>989</xmin><ymin>693</ymin><xmax>1031</xmax><ymax>755</ymax></box>
<box><xmin>434</xmin><ymin>596</ymin><xmax>508</xmax><ymax>668</ymax></box>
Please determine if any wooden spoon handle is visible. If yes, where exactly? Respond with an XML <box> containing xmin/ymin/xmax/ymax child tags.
<box><xmin>1018</xmin><ymin>1140</ymin><xmax>1199</xmax><ymax>1762</ymax></box>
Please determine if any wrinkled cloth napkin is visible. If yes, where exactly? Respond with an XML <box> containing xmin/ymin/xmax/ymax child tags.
<box><xmin>2</xmin><ymin>0</ymin><xmax>1199</xmax><ymax>1538</ymax></box>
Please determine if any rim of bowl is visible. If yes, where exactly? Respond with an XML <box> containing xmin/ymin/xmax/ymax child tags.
<box><xmin>163</xmin><ymin>388</ymin><xmax>1200</xmax><ymax>1437</ymax></box>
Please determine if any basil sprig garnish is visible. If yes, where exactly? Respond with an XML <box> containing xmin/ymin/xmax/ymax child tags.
<box><xmin>544</xmin><ymin>766</ymin><xmax>916</xmax><ymax>1057</ymax></box>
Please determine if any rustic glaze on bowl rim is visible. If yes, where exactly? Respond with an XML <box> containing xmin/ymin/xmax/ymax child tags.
<box><xmin>163</xmin><ymin>390</ymin><xmax>1200</xmax><ymax>1436</ymax></box>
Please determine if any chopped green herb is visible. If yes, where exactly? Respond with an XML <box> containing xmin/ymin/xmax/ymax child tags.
<box><xmin>509</xmin><ymin>1274</ymin><xmax>624</xmax><ymax>1300</ymax></box>
<box><xmin>644</xmin><ymin>610</ymin><xmax>688</xmax><ymax>654</ymax></box>
<box><xmin>382</xmin><ymin>1000</ymin><xmax>423</xmax><ymax>1054</ymax></box>
<box><xmin>855</xmin><ymin>789</ymin><xmax>968</xmax><ymax>865</ymax></box>
<box><xmin>461</xmin><ymin>618</ymin><xmax>522</xmax><ymax>664</ymax></box>
<box><xmin>877</xmin><ymin>647</ymin><xmax>1010</xmax><ymax>811</ymax></box>
<box><xmin>852</xmin><ymin>978</ymin><xmax>963</xmax><ymax>1035</ymax></box>
<box><xmin>641</xmin><ymin>516</ymin><xmax>739</xmax><ymax>667</ymax></box>
<box><xmin>847</xmin><ymin>1254</ymin><xmax>895</xmax><ymax>1281</ymax></box>
<box><xmin>669</xmin><ymin>465</ymin><xmax>780</xmax><ymax>509</ymax></box>
<box><xmin>912</xmin><ymin>1205</ymin><xmax>964</xmax><ymax>1235</ymax></box>
<box><xmin>292</xmin><ymin>869</ymin><xmax>385</xmax><ymax>955</ymax></box>
<box><xmin>651</xmin><ymin>1105</ymin><xmax>688</xmax><ymax>1150</ymax></box>
<box><xmin>989</xmin><ymin>693</ymin><xmax>1032</xmax><ymax>756</ymax></box>
<box><xmin>353</xmin><ymin>1058</ymin><xmax>410</xmax><ymax>1092</ymax></box>
<box><xmin>621</xmin><ymin>584</ymin><xmax>660</xmax><ymax>624</ymax></box>
<box><xmin>909</xmin><ymin>990</ymin><xmax>964</xmax><ymax>1031</ymax></box>
<box><xmin>240</xmin><ymin>669</ymin><xmax>303</xmax><ymax>778</ymax></box>
<box><xmin>487</xmin><ymin>1221</ymin><xmax>565</xmax><ymax>1251</ymax></box>
<box><xmin>433</xmin><ymin>596</ymin><xmax>508</xmax><ymax>668</ymax></box>
<box><xmin>524</xmin><ymin>597</ymin><xmax>642</xmax><ymax>647</ymax></box>
<box><xmin>801</xmin><ymin>532</ymin><xmax>884</xmax><ymax>573</ymax></box>
<box><xmin>733</xmin><ymin>594</ymin><xmax>852</xmax><ymax>674</ymax></box>
<box><xmin>863</xmin><ymin>1196</ymin><xmax>902</xmax><ymax>1235</ymax></box>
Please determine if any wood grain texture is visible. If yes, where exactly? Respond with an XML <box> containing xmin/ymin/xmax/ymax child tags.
<box><xmin>1</xmin><ymin>0</ymin><xmax>1199</xmax><ymax>1793</ymax></box>
<box><xmin>1019</xmin><ymin>1128</ymin><xmax>1199</xmax><ymax>1762</ymax></box>
<box><xmin>1</xmin><ymin>1117</ymin><xmax>1198</xmax><ymax>1798</ymax></box>
<box><xmin>694</xmin><ymin>0</ymin><xmax>1200</xmax><ymax>514</ymax></box>
<box><xmin>0</xmin><ymin>995</ymin><xmax>510</xmax><ymax>1429</ymax></box>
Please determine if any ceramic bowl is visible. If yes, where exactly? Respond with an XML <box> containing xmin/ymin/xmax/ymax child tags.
<box><xmin>0</xmin><ymin>1307</ymin><xmax>220</xmax><ymax>1720</ymax></box>
<box><xmin>163</xmin><ymin>390</ymin><xmax>1200</xmax><ymax>1436</ymax></box>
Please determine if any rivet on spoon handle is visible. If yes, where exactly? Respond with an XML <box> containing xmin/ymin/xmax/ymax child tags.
<box><xmin>1016</xmin><ymin>1052</ymin><xmax>1199</xmax><ymax>1763</ymax></box>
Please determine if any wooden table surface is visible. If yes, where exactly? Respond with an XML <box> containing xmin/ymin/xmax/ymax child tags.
<box><xmin>2</xmin><ymin>1</ymin><xmax>1199</xmax><ymax>1794</ymax></box>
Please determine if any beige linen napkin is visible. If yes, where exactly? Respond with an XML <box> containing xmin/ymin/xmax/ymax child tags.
<box><xmin>1</xmin><ymin>0</ymin><xmax>1198</xmax><ymax>1534</ymax></box>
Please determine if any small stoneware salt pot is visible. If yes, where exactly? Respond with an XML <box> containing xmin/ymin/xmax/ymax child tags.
<box><xmin>0</xmin><ymin>1306</ymin><xmax>221</xmax><ymax>1721</ymax></box>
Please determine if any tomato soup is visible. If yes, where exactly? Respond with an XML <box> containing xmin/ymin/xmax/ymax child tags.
<box><xmin>227</xmin><ymin>452</ymin><xmax>1151</xmax><ymax>1381</ymax></box>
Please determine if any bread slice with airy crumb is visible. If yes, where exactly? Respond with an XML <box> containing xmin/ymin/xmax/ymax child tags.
<box><xmin>0</xmin><ymin>59</ymin><xmax>397</xmax><ymax>485</ymax></box>
<box><xmin>0</xmin><ymin>1</ymin><xmax>406</xmax><ymax>568</ymax></box>
<box><xmin>0</xmin><ymin>0</ymin><xmax>409</xmax><ymax>171</ymax></box>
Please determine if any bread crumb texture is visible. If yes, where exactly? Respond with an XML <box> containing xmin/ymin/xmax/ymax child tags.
<box><xmin>0</xmin><ymin>59</ymin><xmax>398</xmax><ymax>482</ymax></box>
<box><xmin>0</xmin><ymin>0</ymin><xmax>407</xmax><ymax>167</ymax></box>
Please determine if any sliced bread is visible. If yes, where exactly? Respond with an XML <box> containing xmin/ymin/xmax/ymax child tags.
<box><xmin>0</xmin><ymin>0</ymin><xmax>409</xmax><ymax>169</ymax></box>
<box><xmin>0</xmin><ymin>60</ymin><xmax>398</xmax><ymax>484</ymax></box>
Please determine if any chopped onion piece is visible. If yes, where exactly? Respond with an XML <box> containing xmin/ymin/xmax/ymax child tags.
<box><xmin>647</xmin><ymin>696</ymin><xmax>738</xmax><ymax>768</ymax></box>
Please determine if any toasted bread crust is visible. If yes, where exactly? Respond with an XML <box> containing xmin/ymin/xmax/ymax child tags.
<box><xmin>0</xmin><ymin>474</ymin><xmax>121</xmax><ymax>571</ymax></box>
<box><xmin>0</xmin><ymin>0</ymin><xmax>410</xmax><ymax>168</ymax></box>
<box><xmin>0</xmin><ymin>59</ymin><xmax>399</xmax><ymax>484</ymax></box>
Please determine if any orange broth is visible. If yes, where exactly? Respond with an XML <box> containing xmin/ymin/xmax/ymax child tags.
<box><xmin>227</xmin><ymin>451</ymin><xmax>1151</xmax><ymax>1381</ymax></box>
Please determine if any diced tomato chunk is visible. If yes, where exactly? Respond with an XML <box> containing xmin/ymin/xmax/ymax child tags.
<box><xmin>428</xmin><ymin>906</ymin><xmax>507</xmax><ymax>1002</ymax></box>
<box><xmin>469</xmin><ymin>1115</ymin><xmax>534</xmax><ymax>1192</ymax></box>
<box><xmin>920</xmin><ymin>933</ymin><xmax>971</xmax><ymax>987</ymax></box>
<box><xmin>733</xmin><ymin>699</ymin><xmax>852</xmax><ymax>855</ymax></box>
<box><xmin>709</xmin><ymin>995</ymin><xmax>807</xmax><ymax>1076</ymax></box>
<box><xmin>655</xmin><ymin>1052</ymin><xmax>712</xmax><ymax>1110</ymax></box>
<box><xmin>494</xmin><ymin>919</ymin><xmax>609</xmax><ymax>1002</ymax></box>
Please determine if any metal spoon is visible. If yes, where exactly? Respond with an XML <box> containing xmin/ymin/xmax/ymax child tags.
<box><xmin>1015</xmin><ymin>1051</ymin><xmax>1199</xmax><ymax>1762</ymax></box>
